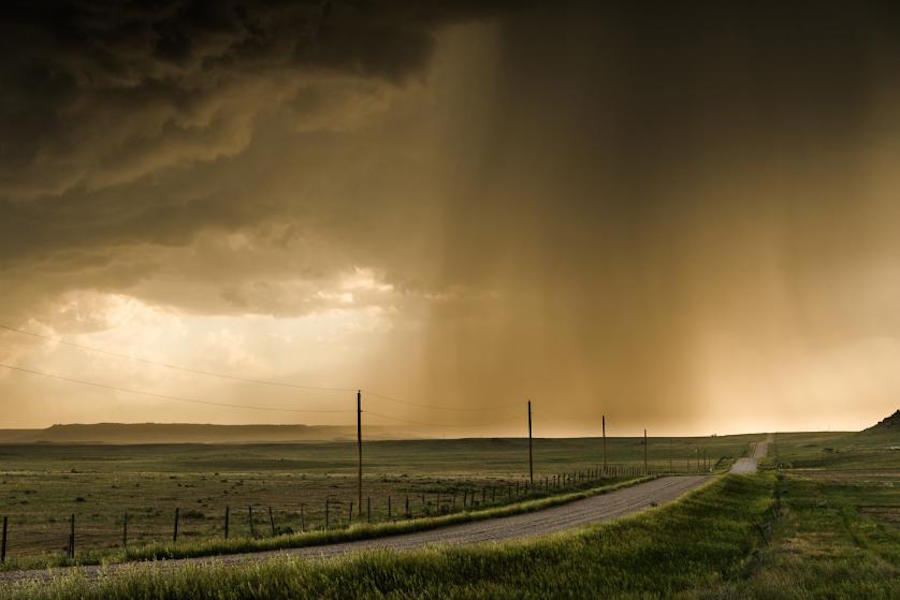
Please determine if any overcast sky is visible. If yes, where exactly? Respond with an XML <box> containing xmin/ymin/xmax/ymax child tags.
<box><xmin>1</xmin><ymin>1</ymin><xmax>899</xmax><ymax>435</ymax></box>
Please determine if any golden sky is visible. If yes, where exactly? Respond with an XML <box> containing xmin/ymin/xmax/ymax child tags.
<box><xmin>1</xmin><ymin>2</ymin><xmax>899</xmax><ymax>435</ymax></box>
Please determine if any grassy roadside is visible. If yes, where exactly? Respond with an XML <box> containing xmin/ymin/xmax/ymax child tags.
<box><xmin>1</xmin><ymin>475</ymin><xmax>659</xmax><ymax>571</ymax></box>
<box><xmin>2</xmin><ymin>474</ymin><xmax>772</xmax><ymax>599</ymax></box>
<box><xmin>698</xmin><ymin>431</ymin><xmax>900</xmax><ymax>599</ymax></box>
<box><xmin>701</xmin><ymin>473</ymin><xmax>899</xmax><ymax>599</ymax></box>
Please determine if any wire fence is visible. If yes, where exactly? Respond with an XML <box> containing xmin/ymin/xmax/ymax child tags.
<box><xmin>0</xmin><ymin>461</ymin><xmax>719</xmax><ymax>562</ymax></box>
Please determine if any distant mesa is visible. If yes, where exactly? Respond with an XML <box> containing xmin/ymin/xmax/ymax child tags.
<box><xmin>864</xmin><ymin>409</ymin><xmax>900</xmax><ymax>433</ymax></box>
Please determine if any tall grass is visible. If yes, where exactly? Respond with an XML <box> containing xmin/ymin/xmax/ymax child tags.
<box><xmin>0</xmin><ymin>476</ymin><xmax>655</xmax><ymax>571</ymax></box>
<box><xmin>3</xmin><ymin>474</ymin><xmax>775</xmax><ymax>599</ymax></box>
<box><xmin>702</xmin><ymin>442</ymin><xmax>900</xmax><ymax>599</ymax></box>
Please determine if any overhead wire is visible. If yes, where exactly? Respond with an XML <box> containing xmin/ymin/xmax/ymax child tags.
<box><xmin>0</xmin><ymin>362</ymin><xmax>354</xmax><ymax>415</ymax></box>
<box><xmin>363</xmin><ymin>389</ymin><xmax>521</xmax><ymax>413</ymax></box>
<box><xmin>363</xmin><ymin>410</ymin><xmax>510</xmax><ymax>430</ymax></box>
<box><xmin>0</xmin><ymin>324</ymin><xmax>355</xmax><ymax>393</ymax></box>
<box><xmin>1</xmin><ymin>323</ymin><xmax>529</xmax><ymax>415</ymax></box>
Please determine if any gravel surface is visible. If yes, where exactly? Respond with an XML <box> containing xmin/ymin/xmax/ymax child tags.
<box><xmin>730</xmin><ymin>434</ymin><xmax>772</xmax><ymax>474</ymax></box>
<box><xmin>0</xmin><ymin>475</ymin><xmax>708</xmax><ymax>584</ymax></box>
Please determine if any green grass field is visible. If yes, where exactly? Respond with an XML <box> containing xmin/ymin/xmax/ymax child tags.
<box><xmin>3</xmin><ymin>428</ymin><xmax>896</xmax><ymax>598</ymax></box>
<box><xmin>770</xmin><ymin>428</ymin><xmax>900</xmax><ymax>471</ymax></box>
<box><xmin>704</xmin><ymin>427</ymin><xmax>900</xmax><ymax>598</ymax></box>
<box><xmin>0</xmin><ymin>435</ymin><xmax>747</xmax><ymax>567</ymax></box>
<box><xmin>4</xmin><ymin>473</ymin><xmax>774</xmax><ymax>599</ymax></box>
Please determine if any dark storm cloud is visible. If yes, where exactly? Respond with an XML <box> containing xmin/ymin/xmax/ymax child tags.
<box><xmin>0</xmin><ymin>0</ymin><xmax>513</xmax><ymax>196</ymax></box>
<box><xmin>0</xmin><ymin>0</ymin><xmax>513</xmax><ymax>313</ymax></box>
<box><xmin>3</xmin><ymin>1</ymin><xmax>900</xmax><ymax>432</ymax></box>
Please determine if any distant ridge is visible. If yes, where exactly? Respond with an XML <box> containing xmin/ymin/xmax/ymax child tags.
<box><xmin>864</xmin><ymin>410</ymin><xmax>900</xmax><ymax>433</ymax></box>
<box><xmin>0</xmin><ymin>422</ymin><xmax>402</xmax><ymax>444</ymax></box>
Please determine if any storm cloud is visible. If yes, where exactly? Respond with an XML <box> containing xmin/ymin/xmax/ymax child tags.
<box><xmin>2</xmin><ymin>1</ymin><xmax>900</xmax><ymax>434</ymax></box>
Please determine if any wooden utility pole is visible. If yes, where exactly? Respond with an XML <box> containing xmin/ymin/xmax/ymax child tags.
<box><xmin>602</xmin><ymin>415</ymin><xmax>607</xmax><ymax>472</ymax></box>
<box><xmin>527</xmin><ymin>400</ymin><xmax>534</xmax><ymax>485</ymax></box>
<box><xmin>357</xmin><ymin>390</ymin><xmax>363</xmax><ymax>515</ymax></box>
<box><xmin>643</xmin><ymin>429</ymin><xmax>648</xmax><ymax>474</ymax></box>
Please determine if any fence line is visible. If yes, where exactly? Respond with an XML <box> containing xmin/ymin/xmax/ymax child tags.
<box><xmin>0</xmin><ymin>459</ymin><xmax>720</xmax><ymax>561</ymax></box>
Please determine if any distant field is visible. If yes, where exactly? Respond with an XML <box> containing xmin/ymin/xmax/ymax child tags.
<box><xmin>0</xmin><ymin>435</ymin><xmax>750</xmax><ymax>564</ymax></box>
<box><xmin>3</xmin><ymin>429</ymin><xmax>897</xmax><ymax>598</ymax></box>
<box><xmin>771</xmin><ymin>429</ymin><xmax>900</xmax><ymax>471</ymax></box>
<box><xmin>702</xmin><ymin>427</ymin><xmax>900</xmax><ymax>598</ymax></box>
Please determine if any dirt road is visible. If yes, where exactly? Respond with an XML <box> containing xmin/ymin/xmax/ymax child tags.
<box><xmin>730</xmin><ymin>434</ymin><xmax>772</xmax><ymax>474</ymax></box>
<box><xmin>1</xmin><ymin>475</ymin><xmax>708</xmax><ymax>584</ymax></box>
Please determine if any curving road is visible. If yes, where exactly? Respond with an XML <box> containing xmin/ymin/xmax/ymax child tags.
<box><xmin>1</xmin><ymin>475</ymin><xmax>708</xmax><ymax>584</ymax></box>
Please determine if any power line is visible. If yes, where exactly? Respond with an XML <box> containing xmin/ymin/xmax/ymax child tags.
<box><xmin>364</xmin><ymin>410</ymin><xmax>507</xmax><ymax>430</ymax></box>
<box><xmin>0</xmin><ymin>324</ymin><xmax>355</xmax><ymax>394</ymax></box>
<box><xmin>364</xmin><ymin>389</ymin><xmax>521</xmax><ymax>413</ymax></box>
<box><xmin>0</xmin><ymin>363</ymin><xmax>354</xmax><ymax>415</ymax></box>
<box><xmin>0</xmin><ymin>362</ymin><xmax>516</xmax><ymax>429</ymax></box>
<box><xmin>1</xmin><ymin>323</ymin><xmax>523</xmax><ymax>414</ymax></box>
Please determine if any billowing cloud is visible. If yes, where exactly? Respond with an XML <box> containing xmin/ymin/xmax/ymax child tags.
<box><xmin>1</xmin><ymin>1</ymin><xmax>900</xmax><ymax>434</ymax></box>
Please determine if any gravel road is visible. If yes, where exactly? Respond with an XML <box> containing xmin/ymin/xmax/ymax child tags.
<box><xmin>0</xmin><ymin>475</ymin><xmax>708</xmax><ymax>584</ymax></box>
<box><xmin>730</xmin><ymin>434</ymin><xmax>772</xmax><ymax>474</ymax></box>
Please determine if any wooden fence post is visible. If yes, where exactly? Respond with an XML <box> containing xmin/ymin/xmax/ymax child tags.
<box><xmin>1</xmin><ymin>515</ymin><xmax>7</xmax><ymax>562</ymax></box>
<box><xmin>387</xmin><ymin>496</ymin><xmax>392</xmax><ymax>519</ymax></box>
<box><xmin>225</xmin><ymin>506</ymin><xmax>230</xmax><ymax>539</ymax></box>
<box><xmin>69</xmin><ymin>513</ymin><xmax>75</xmax><ymax>559</ymax></box>
<box><xmin>269</xmin><ymin>507</ymin><xmax>276</xmax><ymax>535</ymax></box>
<box><xmin>122</xmin><ymin>513</ymin><xmax>128</xmax><ymax>550</ymax></box>
<box><xmin>644</xmin><ymin>429</ymin><xmax>648</xmax><ymax>475</ymax></box>
<box><xmin>325</xmin><ymin>499</ymin><xmax>329</xmax><ymax>529</ymax></box>
<box><xmin>405</xmin><ymin>495</ymin><xmax>410</xmax><ymax>518</ymax></box>
<box><xmin>348</xmin><ymin>502</ymin><xmax>354</xmax><ymax>526</ymax></box>
<box><xmin>173</xmin><ymin>507</ymin><xmax>179</xmax><ymax>543</ymax></box>
<box><xmin>249</xmin><ymin>505</ymin><xmax>256</xmax><ymax>537</ymax></box>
